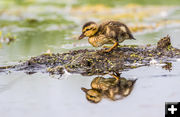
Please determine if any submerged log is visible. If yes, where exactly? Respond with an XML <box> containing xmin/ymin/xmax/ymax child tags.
<box><xmin>0</xmin><ymin>35</ymin><xmax>180</xmax><ymax>76</ymax></box>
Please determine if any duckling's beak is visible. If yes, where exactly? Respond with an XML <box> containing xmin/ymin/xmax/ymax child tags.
<box><xmin>81</xmin><ymin>87</ymin><xmax>88</xmax><ymax>93</ymax></box>
<box><xmin>79</xmin><ymin>33</ymin><xmax>85</xmax><ymax>40</ymax></box>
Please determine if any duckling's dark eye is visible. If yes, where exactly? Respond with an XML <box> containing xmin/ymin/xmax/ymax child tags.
<box><xmin>86</xmin><ymin>28</ymin><xmax>90</xmax><ymax>31</ymax></box>
<box><xmin>86</xmin><ymin>28</ymin><xmax>93</xmax><ymax>31</ymax></box>
<box><xmin>89</xmin><ymin>95</ymin><xmax>95</xmax><ymax>98</ymax></box>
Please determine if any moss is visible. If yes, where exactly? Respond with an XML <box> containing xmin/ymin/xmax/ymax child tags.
<box><xmin>148</xmin><ymin>54</ymin><xmax>153</xmax><ymax>57</ymax></box>
<box><xmin>0</xmin><ymin>35</ymin><xmax>180</xmax><ymax>75</ymax></box>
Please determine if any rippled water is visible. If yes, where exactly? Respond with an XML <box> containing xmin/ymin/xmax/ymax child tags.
<box><xmin>0</xmin><ymin>1</ymin><xmax>180</xmax><ymax>117</ymax></box>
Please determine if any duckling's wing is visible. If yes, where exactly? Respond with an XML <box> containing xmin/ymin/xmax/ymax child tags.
<box><xmin>105</xmin><ymin>21</ymin><xmax>135</xmax><ymax>40</ymax></box>
<box><xmin>100</xmin><ymin>22</ymin><xmax>119</xmax><ymax>40</ymax></box>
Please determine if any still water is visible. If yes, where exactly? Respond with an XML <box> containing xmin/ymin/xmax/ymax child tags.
<box><xmin>0</xmin><ymin>1</ymin><xmax>180</xmax><ymax>117</ymax></box>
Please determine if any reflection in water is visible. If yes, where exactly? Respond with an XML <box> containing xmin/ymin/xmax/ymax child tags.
<box><xmin>0</xmin><ymin>32</ymin><xmax>16</xmax><ymax>45</ymax></box>
<box><xmin>162</xmin><ymin>62</ymin><xmax>172</xmax><ymax>71</ymax></box>
<box><xmin>81</xmin><ymin>73</ymin><xmax>137</xmax><ymax>103</ymax></box>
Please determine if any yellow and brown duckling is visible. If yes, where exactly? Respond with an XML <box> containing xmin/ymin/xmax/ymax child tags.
<box><xmin>79</xmin><ymin>21</ymin><xmax>135</xmax><ymax>52</ymax></box>
<box><xmin>81</xmin><ymin>73</ymin><xmax>137</xmax><ymax>103</ymax></box>
<box><xmin>81</xmin><ymin>77</ymin><xmax>118</xmax><ymax>103</ymax></box>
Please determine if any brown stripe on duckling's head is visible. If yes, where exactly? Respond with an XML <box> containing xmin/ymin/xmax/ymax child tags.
<box><xmin>82</xmin><ymin>21</ymin><xmax>96</xmax><ymax>29</ymax></box>
<box><xmin>79</xmin><ymin>21</ymin><xmax>98</xmax><ymax>40</ymax></box>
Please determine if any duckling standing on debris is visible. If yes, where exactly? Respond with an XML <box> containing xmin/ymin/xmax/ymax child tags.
<box><xmin>79</xmin><ymin>21</ymin><xmax>135</xmax><ymax>52</ymax></box>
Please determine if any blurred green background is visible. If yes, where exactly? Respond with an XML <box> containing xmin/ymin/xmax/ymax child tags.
<box><xmin>0</xmin><ymin>0</ymin><xmax>180</xmax><ymax>64</ymax></box>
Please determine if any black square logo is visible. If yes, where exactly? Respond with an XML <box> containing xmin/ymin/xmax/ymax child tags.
<box><xmin>165</xmin><ymin>102</ymin><xmax>180</xmax><ymax>117</ymax></box>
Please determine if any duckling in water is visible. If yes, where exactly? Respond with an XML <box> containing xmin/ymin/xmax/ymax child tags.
<box><xmin>81</xmin><ymin>73</ymin><xmax>137</xmax><ymax>103</ymax></box>
<box><xmin>79</xmin><ymin>21</ymin><xmax>135</xmax><ymax>52</ymax></box>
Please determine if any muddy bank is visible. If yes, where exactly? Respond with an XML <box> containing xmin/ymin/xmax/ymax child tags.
<box><xmin>0</xmin><ymin>35</ymin><xmax>179</xmax><ymax>76</ymax></box>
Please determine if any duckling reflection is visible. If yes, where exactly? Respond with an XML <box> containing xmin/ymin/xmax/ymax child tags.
<box><xmin>81</xmin><ymin>73</ymin><xmax>137</xmax><ymax>103</ymax></box>
<box><xmin>162</xmin><ymin>62</ymin><xmax>172</xmax><ymax>71</ymax></box>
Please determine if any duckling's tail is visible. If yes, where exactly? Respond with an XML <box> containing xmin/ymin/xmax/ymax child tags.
<box><xmin>132</xmin><ymin>37</ymin><xmax>136</xmax><ymax>40</ymax></box>
<box><xmin>130</xmin><ymin>34</ymin><xmax>136</xmax><ymax>40</ymax></box>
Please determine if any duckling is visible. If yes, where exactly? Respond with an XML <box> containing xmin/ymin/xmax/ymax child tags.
<box><xmin>81</xmin><ymin>74</ymin><xmax>137</xmax><ymax>103</ymax></box>
<box><xmin>81</xmin><ymin>77</ymin><xmax>119</xmax><ymax>103</ymax></box>
<box><xmin>79</xmin><ymin>21</ymin><xmax>135</xmax><ymax>52</ymax></box>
